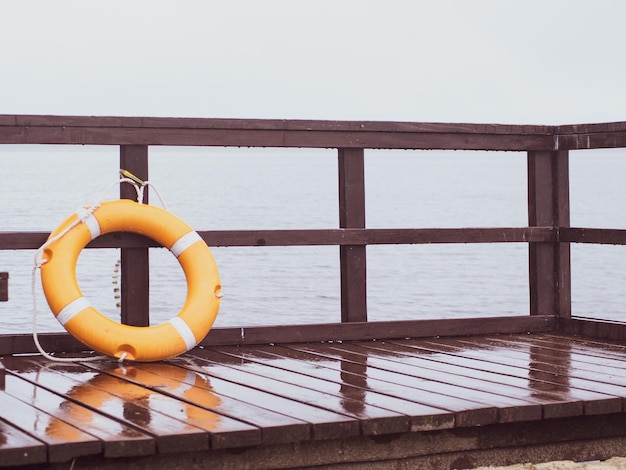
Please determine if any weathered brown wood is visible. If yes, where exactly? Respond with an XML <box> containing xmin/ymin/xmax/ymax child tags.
<box><xmin>82</xmin><ymin>360</ymin><xmax>306</xmax><ymax>447</ymax></box>
<box><xmin>0</xmin><ymin>226</ymin><xmax>556</xmax><ymax>250</ymax></box>
<box><xmin>4</xmin><ymin>373</ymin><xmax>155</xmax><ymax>458</ymax></box>
<box><xmin>0</xmin><ymin>316</ymin><xmax>556</xmax><ymax>355</ymax></box>
<box><xmin>3</xmin><ymin>356</ymin><xmax>211</xmax><ymax>454</ymax></box>
<box><xmin>188</xmin><ymin>347</ymin><xmax>410</xmax><ymax>436</ymax></box>
<box><xmin>338</xmin><ymin>148</ymin><xmax>367</xmax><ymax>322</ymax></box>
<box><xmin>0</xmin><ymin>388</ymin><xmax>102</xmax><ymax>462</ymax></box>
<box><xmin>202</xmin><ymin>345</ymin><xmax>457</xmax><ymax>431</ymax></box>
<box><xmin>252</xmin><ymin>344</ymin><xmax>498</xmax><ymax>427</ymax></box>
<box><xmin>4</xmin><ymin>334</ymin><xmax>626</xmax><ymax>468</ymax></box>
<box><xmin>295</xmin><ymin>342</ymin><xmax>539</xmax><ymax>424</ymax></box>
<box><xmin>413</xmin><ymin>337</ymin><xmax>623</xmax><ymax>415</ymax></box>
<box><xmin>560</xmin><ymin>317</ymin><xmax>626</xmax><ymax>342</ymax></box>
<box><xmin>119</xmin><ymin>145</ymin><xmax>150</xmax><ymax>326</ymax></box>
<box><xmin>556</xmin><ymin>122</ymin><xmax>626</xmax><ymax>150</ymax></box>
<box><xmin>560</xmin><ymin>227</ymin><xmax>626</xmax><ymax>245</ymax></box>
<box><xmin>527</xmin><ymin>150</ymin><xmax>571</xmax><ymax>318</ymax></box>
<box><xmin>199</xmin><ymin>315</ymin><xmax>555</xmax><ymax>347</ymax></box>
<box><xmin>0</xmin><ymin>419</ymin><xmax>47</xmax><ymax>467</ymax></box>
<box><xmin>0</xmin><ymin>272</ymin><xmax>7</xmax><ymax>301</ymax></box>
<box><xmin>0</xmin><ymin>114</ymin><xmax>556</xmax><ymax>150</ymax></box>
<box><xmin>538</xmin><ymin>333</ymin><xmax>626</xmax><ymax>360</ymax></box>
<box><xmin>175</xmin><ymin>361</ymin><xmax>363</xmax><ymax>441</ymax></box>
<box><xmin>342</xmin><ymin>341</ymin><xmax>584</xmax><ymax>420</ymax></box>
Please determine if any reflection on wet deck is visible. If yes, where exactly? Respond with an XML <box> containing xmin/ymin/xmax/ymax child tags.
<box><xmin>2</xmin><ymin>333</ymin><xmax>626</xmax><ymax>467</ymax></box>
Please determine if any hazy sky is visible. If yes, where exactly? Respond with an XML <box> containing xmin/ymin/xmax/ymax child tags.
<box><xmin>2</xmin><ymin>1</ymin><xmax>625</xmax><ymax>125</ymax></box>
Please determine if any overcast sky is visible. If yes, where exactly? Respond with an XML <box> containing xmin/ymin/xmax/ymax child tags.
<box><xmin>2</xmin><ymin>1</ymin><xmax>625</xmax><ymax>125</ymax></box>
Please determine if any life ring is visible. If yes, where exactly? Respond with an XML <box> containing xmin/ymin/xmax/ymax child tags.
<box><xmin>40</xmin><ymin>199</ymin><xmax>221</xmax><ymax>362</ymax></box>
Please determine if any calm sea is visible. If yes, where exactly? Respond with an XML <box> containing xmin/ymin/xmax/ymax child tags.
<box><xmin>2</xmin><ymin>144</ymin><xmax>626</xmax><ymax>335</ymax></box>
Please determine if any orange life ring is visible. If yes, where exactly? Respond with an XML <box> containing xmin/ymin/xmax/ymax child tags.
<box><xmin>40</xmin><ymin>199</ymin><xmax>221</xmax><ymax>362</ymax></box>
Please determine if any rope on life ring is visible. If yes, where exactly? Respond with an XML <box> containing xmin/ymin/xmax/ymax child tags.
<box><xmin>38</xmin><ymin>199</ymin><xmax>222</xmax><ymax>362</ymax></box>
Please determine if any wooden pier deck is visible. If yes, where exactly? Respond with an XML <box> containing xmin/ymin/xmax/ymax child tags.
<box><xmin>4</xmin><ymin>332</ymin><xmax>626</xmax><ymax>469</ymax></box>
<box><xmin>6</xmin><ymin>115</ymin><xmax>626</xmax><ymax>468</ymax></box>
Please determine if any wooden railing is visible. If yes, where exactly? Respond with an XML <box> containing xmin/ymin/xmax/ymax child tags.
<box><xmin>2</xmin><ymin>115</ymin><xmax>626</xmax><ymax>351</ymax></box>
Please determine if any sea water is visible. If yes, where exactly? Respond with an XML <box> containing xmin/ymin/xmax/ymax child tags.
<box><xmin>1</xmin><ymin>144</ymin><xmax>625</xmax><ymax>334</ymax></box>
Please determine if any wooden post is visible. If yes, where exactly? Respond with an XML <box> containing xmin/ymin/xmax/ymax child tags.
<box><xmin>338</xmin><ymin>148</ymin><xmax>367</xmax><ymax>322</ymax></box>
<box><xmin>120</xmin><ymin>145</ymin><xmax>150</xmax><ymax>326</ymax></box>
<box><xmin>527</xmin><ymin>150</ymin><xmax>571</xmax><ymax>317</ymax></box>
<box><xmin>0</xmin><ymin>272</ymin><xmax>7</xmax><ymax>301</ymax></box>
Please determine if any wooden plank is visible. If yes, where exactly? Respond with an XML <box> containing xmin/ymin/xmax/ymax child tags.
<box><xmin>539</xmin><ymin>333</ymin><xmax>626</xmax><ymax>360</ymax></box>
<box><xmin>219</xmin><ymin>343</ymin><xmax>493</xmax><ymax>428</ymax></box>
<box><xmin>82</xmin><ymin>361</ymin><xmax>305</xmax><ymax>448</ymax></box>
<box><xmin>207</xmin><ymin>344</ymin><xmax>456</xmax><ymax>431</ymax></box>
<box><xmin>171</xmin><ymin>362</ymin><xmax>361</xmax><ymax>441</ymax></box>
<box><xmin>410</xmin><ymin>337</ymin><xmax>623</xmax><ymax>415</ymax></box>
<box><xmin>1</xmin><ymin>114</ymin><xmax>554</xmax><ymax>134</ymax></box>
<box><xmin>342</xmin><ymin>341</ymin><xmax>584</xmax><ymax>420</ymax></box>
<box><xmin>198</xmin><ymin>315</ymin><xmax>556</xmax><ymax>347</ymax></box>
<box><xmin>187</xmin><ymin>347</ymin><xmax>411</xmax><ymax>436</ymax></box>
<box><xmin>555</xmin><ymin>121</ymin><xmax>626</xmax><ymax>151</ymax></box>
<box><xmin>0</xmin><ymin>272</ymin><xmax>7</xmax><ymax>301</ymax></box>
<box><xmin>3</xmin><ymin>373</ymin><xmax>154</xmax><ymax>458</ymax></box>
<box><xmin>119</xmin><ymin>145</ymin><xmax>150</xmax><ymax>326</ymax></box>
<box><xmin>465</xmin><ymin>335</ymin><xmax>626</xmax><ymax>386</ymax></box>
<box><xmin>0</xmin><ymin>390</ymin><xmax>101</xmax><ymax>463</ymax></box>
<box><xmin>0</xmin><ymin>115</ymin><xmax>556</xmax><ymax>150</ymax></box>
<box><xmin>338</xmin><ymin>148</ymin><xmax>367</xmax><ymax>322</ymax></box>
<box><xmin>0</xmin><ymin>316</ymin><xmax>556</xmax><ymax>355</ymax></box>
<box><xmin>0</xmin><ymin>419</ymin><xmax>47</xmax><ymax>467</ymax></box>
<box><xmin>3</xmin><ymin>357</ymin><xmax>211</xmax><ymax>454</ymax></box>
<box><xmin>561</xmin><ymin>227</ymin><xmax>626</xmax><ymax>245</ymax></box>
<box><xmin>0</xmin><ymin>226</ymin><xmax>557</xmax><ymax>250</ymax></box>
<box><xmin>289</xmin><ymin>342</ymin><xmax>539</xmax><ymax>424</ymax></box>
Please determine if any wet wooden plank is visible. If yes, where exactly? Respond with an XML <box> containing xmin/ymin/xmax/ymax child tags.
<box><xmin>2</xmin><ymin>357</ymin><xmax>211</xmax><ymax>454</ymax></box>
<box><xmin>82</xmin><ymin>360</ymin><xmax>306</xmax><ymax>447</ymax></box>
<box><xmin>174</xmin><ymin>359</ymin><xmax>361</xmax><ymax>441</ymax></box>
<box><xmin>523</xmin><ymin>333</ymin><xmax>626</xmax><ymax>363</ymax></box>
<box><xmin>460</xmin><ymin>335</ymin><xmax>626</xmax><ymax>388</ymax></box>
<box><xmin>344</xmin><ymin>340</ymin><xmax>584</xmax><ymax>420</ymax></box>
<box><xmin>209</xmin><ymin>344</ymin><xmax>455</xmax><ymax>432</ymax></box>
<box><xmin>188</xmin><ymin>348</ymin><xmax>412</xmax><ymax>436</ymax></box>
<box><xmin>291</xmin><ymin>342</ymin><xmax>540</xmax><ymax>424</ymax></box>
<box><xmin>0</xmin><ymin>419</ymin><xmax>47</xmax><ymax>467</ymax></box>
<box><xmin>195</xmin><ymin>346</ymin><xmax>496</xmax><ymax>428</ymax></box>
<box><xmin>400</xmin><ymin>337</ymin><xmax>623</xmax><ymax>415</ymax></box>
<box><xmin>467</xmin><ymin>334</ymin><xmax>626</xmax><ymax>369</ymax></box>
<box><xmin>3</xmin><ymin>373</ymin><xmax>154</xmax><ymax>458</ymax></box>
<box><xmin>0</xmin><ymin>390</ymin><xmax>101</xmax><ymax>463</ymax></box>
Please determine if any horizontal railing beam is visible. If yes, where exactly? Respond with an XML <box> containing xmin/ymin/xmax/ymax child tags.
<box><xmin>0</xmin><ymin>114</ymin><xmax>555</xmax><ymax>151</ymax></box>
<box><xmin>0</xmin><ymin>315</ymin><xmax>556</xmax><ymax>354</ymax></box>
<box><xmin>560</xmin><ymin>227</ymin><xmax>626</xmax><ymax>245</ymax></box>
<box><xmin>0</xmin><ymin>227</ymin><xmax>556</xmax><ymax>250</ymax></box>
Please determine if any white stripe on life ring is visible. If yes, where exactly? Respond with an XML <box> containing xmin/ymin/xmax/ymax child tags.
<box><xmin>168</xmin><ymin>317</ymin><xmax>197</xmax><ymax>351</ymax></box>
<box><xmin>76</xmin><ymin>208</ymin><xmax>101</xmax><ymax>240</ymax></box>
<box><xmin>56</xmin><ymin>297</ymin><xmax>91</xmax><ymax>326</ymax></box>
<box><xmin>170</xmin><ymin>231</ymin><xmax>202</xmax><ymax>258</ymax></box>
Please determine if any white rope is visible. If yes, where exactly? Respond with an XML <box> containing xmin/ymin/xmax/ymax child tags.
<box><xmin>31</xmin><ymin>175</ymin><xmax>169</xmax><ymax>363</ymax></box>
